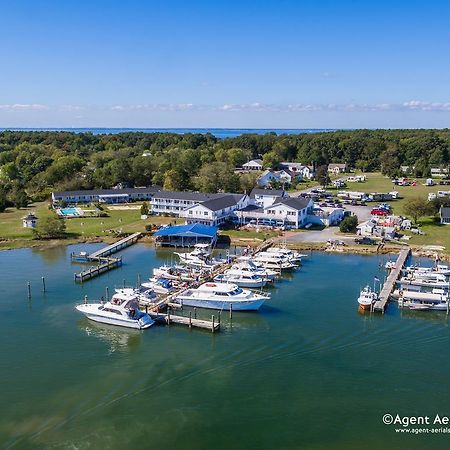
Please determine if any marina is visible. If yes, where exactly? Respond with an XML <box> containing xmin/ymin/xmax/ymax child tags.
<box><xmin>2</xmin><ymin>244</ymin><xmax>450</xmax><ymax>449</ymax></box>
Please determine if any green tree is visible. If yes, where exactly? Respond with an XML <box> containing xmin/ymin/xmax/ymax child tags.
<box><xmin>403</xmin><ymin>197</ymin><xmax>434</xmax><ymax>223</ymax></box>
<box><xmin>339</xmin><ymin>215</ymin><xmax>358</xmax><ymax>233</ymax></box>
<box><xmin>262</xmin><ymin>151</ymin><xmax>281</xmax><ymax>169</ymax></box>
<box><xmin>140</xmin><ymin>201</ymin><xmax>149</xmax><ymax>215</ymax></box>
<box><xmin>33</xmin><ymin>217</ymin><xmax>67</xmax><ymax>239</ymax></box>
<box><xmin>316</xmin><ymin>165</ymin><xmax>331</xmax><ymax>188</ymax></box>
<box><xmin>10</xmin><ymin>187</ymin><xmax>29</xmax><ymax>209</ymax></box>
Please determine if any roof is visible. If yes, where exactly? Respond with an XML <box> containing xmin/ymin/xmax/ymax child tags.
<box><xmin>194</xmin><ymin>195</ymin><xmax>240</xmax><ymax>212</ymax></box>
<box><xmin>328</xmin><ymin>163</ymin><xmax>347</xmax><ymax>168</ymax></box>
<box><xmin>53</xmin><ymin>186</ymin><xmax>160</xmax><ymax>197</ymax></box>
<box><xmin>441</xmin><ymin>207</ymin><xmax>450</xmax><ymax>218</ymax></box>
<box><xmin>153</xmin><ymin>223</ymin><xmax>218</xmax><ymax>238</ymax></box>
<box><xmin>238</xmin><ymin>204</ymin><xmax>264</xmax><ymax>212</ymax></box>
<box><xmin>271</xmin><ymin>197</ymin><xmax>311</xmax><ymax>211</ymax></box>
<box><xmin>152</xmin><ymin>190</ymin><xmax>223</xmax><ymax>201</ymax></box>
<box><xmin>250</xmin><ymin>188</ymin><xmax>286</xmax><ymax>198</ymax></box>
<box><xmin>242</xmin><ymin>159</ymin><xmax>263</xmax><ymax>166</ymax></box>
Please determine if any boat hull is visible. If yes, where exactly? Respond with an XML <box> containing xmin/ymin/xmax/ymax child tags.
<box><xmin>76</xmin><ymin>305</ymin><xmax>155</xmax><ymax>329</ymax></box>
<box><xmin>176</xmin><ymin>297</ymin><xmax>266</xmax><ymax>311</ymax></box>
<box><xmin>213</xmin><ymin>275</ymin><xmax>266</xmax><ymax>288</ymax></box>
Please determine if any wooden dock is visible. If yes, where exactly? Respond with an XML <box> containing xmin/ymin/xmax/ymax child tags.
<box><xmin>148</xmin><ymin>311</ymin><xmax>221</xmax><ymax>332</ymax></box>
<box><xmin>373</xmin><ymin>247</ymin><xmax>411</xmax><ymax>313</ymax></box>
<box><xmin>72</xmin><ymin>232</ymin><xmax>142</xmax><ymax>282</ymax></box>
<box><xmin>74</xmin><ymin>257</ymin><xmax>122</xmax><ymax>282</ymax></box>
<box><xmin>89</xmin><ymin>232</ymin><xmax>142</xmax><ymax>258</ymax></box>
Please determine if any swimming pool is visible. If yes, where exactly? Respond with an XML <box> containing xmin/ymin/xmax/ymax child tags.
<box><xmin>57</xmin><ymin>207</ymin><xmax>83</xmax><ymax>217</ymax></box>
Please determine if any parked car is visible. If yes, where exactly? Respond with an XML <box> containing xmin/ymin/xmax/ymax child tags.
<box><xmin>371</xmin><ymin>209</ymin><xmax>387</xmax><ymax>216</ymax></box>
<box><xmin>355</xmin><ymin>237</ymin><xmax>377</xmax><ymax>245</ymax></box>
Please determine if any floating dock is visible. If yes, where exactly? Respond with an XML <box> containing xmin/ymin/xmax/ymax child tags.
<box><xmin>72</xmin><ymin>232</ymin><xmax>142</xmax><ymax>282</ymax></box>
<box><xmin>148</xmin><ymin>310</ymin><xmax>221</xmax><ymax>332</ymax></box>
<box><xmin>373</xmin><ymin>247</ymin><xmax>411</xmax><ymax>313</ymax></box>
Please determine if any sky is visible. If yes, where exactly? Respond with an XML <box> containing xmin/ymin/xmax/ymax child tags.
<box><xmin>1</xmin><ymin>0</ymin><xmax>450</xmax><ymax>129</ymax></box>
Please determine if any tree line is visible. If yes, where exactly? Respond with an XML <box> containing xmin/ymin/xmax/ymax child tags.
<box><xmin>1</xmin><ymin>129</ymin><xmax>450</xmax><ymax>210</ymax></box>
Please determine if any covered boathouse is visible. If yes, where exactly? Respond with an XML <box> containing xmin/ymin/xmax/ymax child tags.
<box><xmin>153</xmin><ymin>223</ymin><xmax>218</xmax><ymax>247</ymax></box>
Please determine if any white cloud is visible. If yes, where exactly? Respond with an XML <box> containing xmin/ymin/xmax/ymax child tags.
<box><xmin>0</xmin><ymin>103</ymin><xmax>49</xmax><ymax>111</ymax></box>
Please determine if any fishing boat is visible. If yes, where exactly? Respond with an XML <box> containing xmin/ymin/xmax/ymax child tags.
<box><xmin>357</xmin><ymin>285</ymin><xmax>378</xmax><ymax>310</ymax></box>
<box><xmin>76</xmin><ymin>291</ymin><xmax>155</xmax><ymax>329</ymax></box>
<box><xmin>141</xmin><ymin>278</ymin><xmax>176</xmax><ymax>295</ymax></box>
<box><xmin>174</xmin><ymin>243</ymin><xmax>211</xmax><ymax>264</ymax></box>
<box><xmin>115</xmin><ymin>287</ymin><xmax>158</xmax><ymax>304</ymax></box>
<box><xmin>213</xmin><ymin>270</ymin><xmax>267</xmax><ymax>288</ymax></box>
<box><xmin>176</xmin><ymin>282</ymin><xmax>269</xmax><ymax>311</ymax></box>
<box><xmin>153</xmin><ymin>265</ymin><xmax>203</xmax><ymax>282</ymax></box>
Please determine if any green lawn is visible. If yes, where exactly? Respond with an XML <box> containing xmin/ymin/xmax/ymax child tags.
<box><xmin>0</xmin><ymin>201</ymin><xmax>183</xmax><ymax>247</ymax></box>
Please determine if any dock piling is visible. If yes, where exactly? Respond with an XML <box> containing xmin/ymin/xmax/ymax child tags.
<box><xmin>41</xmin><ymin>276</ymin><xmax>46</xmax><ymax>293</ymax></box>
<box><xmin>27</xmin><ymin>282</ymin><xmax>31</xmax><ymax>299</ymax></box>
<box><xmin>105</xmin><ymin>286</ymin><xmax>109</xmax><ymax>301</ymax></box>
<box><xmin>212</xmin><ymin>315</ymin><xmax>215</xmax><ymax>333</ymax></box>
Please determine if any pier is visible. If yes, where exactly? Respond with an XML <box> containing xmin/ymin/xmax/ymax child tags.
<box><xmin>148</xmin><ymin>310</ymin><xmax>221</xmax><ymax>332</ymax></box>
<box><xmin>72</xmin><ymin>232</ymin><xmax>142</xmax><ymax>282</ymax></box>
<box><xmin>373</xmin><ymin>247</ymin><xmax>411</xmax><ymax>313</ymax></box>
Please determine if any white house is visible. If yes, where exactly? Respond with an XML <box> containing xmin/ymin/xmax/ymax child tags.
<box><xmin>250</xmin><ymin>188</ymin><xmax>288</xmax><ymax>208</ymax></box>
<box><xmin>357</xmin><ymin>219</ymin><xmax>378</xmax><ymax>236</ymax></box>
<box><xmin>242</xmin><ymin>159</ymin><xmax>263</xmax><ymax>171</ymax></box>
<box><xmin>280</xmin><ymin>162</ymin><xmax>315</xmax><ymax>180</ymax></box>
<box><xmin>257</xmin><ymin>170</ymin><xmax>282</xmax><ymax>188</ymax></box>
<box><xmin>309</xmin><ymin>207</ymin><xmax>345</xmax><ymax>226</ymax></box>
<box><xmin>257</xmin><ymin>169</ymin><xmax>301</xmax><ymax>187</ymax></box>
<box><xmin>180</xmin><ymin>194</ymin><xmax>249</xmax><ymax>226</ymax></box>
<box><xmin>328</xmin><ymin>163</ymin><xmax>347</xmax><ymax>174</ymax></box>
<box><xmin>22</xmin><ymin>213</ymin><xmax>38</xmax><ymax>228</ymax></box>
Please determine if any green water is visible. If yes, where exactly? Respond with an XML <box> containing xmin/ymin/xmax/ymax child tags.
<box><xmin>1</xmin><ymin>244</ymin><xmax>449</xmax><ymax>449</ymax></box>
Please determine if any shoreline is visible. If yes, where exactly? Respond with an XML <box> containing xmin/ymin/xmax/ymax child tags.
<box><xmin>1</xmin><ymin>234</ymin><xmax>449</xmax><ymax>262</ymax></box>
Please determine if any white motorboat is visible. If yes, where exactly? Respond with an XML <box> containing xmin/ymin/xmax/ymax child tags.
<box><xmin>266</xmin><ymin>247</ymin><xmax>303</xmax><ymax>262</ymax></box>
<box><xmin>176</xmin><ymin>282</ymin><xmax>269</xmax><ymax>311</ymax></box>
<box><xmin>398</xmin><ymin>275</ymin><xmax>449</xmax><ymax>289</ymax></box>
<box><xmin>357</xmin><ymin>286</ymin><xmax>378</xmax><ymax>310</ymax></box>
<box><xmin>175</xmin><ymin>243</ymin><xmax>211</xmax><ymax>264</ymax></box>
<box><xmin>141</xmin><ymin>278</ymin><xmax>176</xmax><ymax>295</ymax></box>
<box><xmin>398</xmin><ymin>292</ymin><xmax>449</xmax><ymax>311</ymax></box>
<box><xmin>115</xmin><ymin>287</ymin><xmax>158</xmax><ymax>305</ymax></box>
<box><xmin>153</xmin><ymin>264</ymin><xmax>205</xmax><ymax>281</ymax></box>
<box><xmin>233</xmin><ymin>259</ymin><xmax>278</xmax><ymax>281</ymax></box>
<box><xmin>253</xmin><ymin>252</ymin><xmax>298</xmax><ymax>270</ymax></box>
<box><xmin>76</xmin><ymin>291</ymin><xmax>155</xmax><ymax>329</ymax></box>
<box><xmin>214</xmin><ymin>270</ymin><xmax>267</xmax><ymax>288</ymax></box>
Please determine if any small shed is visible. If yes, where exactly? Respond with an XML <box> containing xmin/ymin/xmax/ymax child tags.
<box><xmin>153</xmin><ymin>223</ymin><xmax>218</xmax><ymax>247</ymax></box>
<box><xmin>22</xmin><ymin>213</ymin><xmax>38</xmax><ymax>228</ymax></box>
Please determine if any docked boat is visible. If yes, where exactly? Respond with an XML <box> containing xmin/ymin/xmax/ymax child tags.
<box><xmin>153</xmin><ymin>264</ymin><xmax>205</xmax><ymax>282</ymax></box>
<box><xmin>176</xmin><ymin>282</ymin><xmax>269</xmax><ymax>311</ymax></box>
<box><xmin>175</xmin><ymin>243</ymin><xmax>211</xmax><ymax>264</ymax></box>
<box><xmin>233</xmin><ymin>258</ymin><xmax>279</xmax><ymax>281</ymax></box>
<box><xmin>398</xmin><ymin>274</ymin><xmax>449</xmax><ymax>289</ymax></box>
<box><xmin>398</xmin><ymin>294</ymin><xmax>449</xmax><ymax>311</ymax></box>
<box><xmin>141</xmin><ymin>278</ymin><xmax>176</xmax><ymax>295</ymax></box>
<box><xmin>252</xmin><ymin>252</ymin><xmax>298</xmax><ymax>270</ymax></box>
<box><xmin>357</xmin><ymin>286</ymin><xmax>378</xmax><ymax>310</ymax></box>
<box><xmin>115</xmin><ymin>287</ymin><xmax>158</xmax><ymax>305</ymax></box>
<box><xmin>266</xmin><ymin>247</ymin><xmax>303</xmax><ymax>263</ymax></box>
<box><xmin>76</xmin><ymin>291</ymin><xmax>155</xmax><ymax>329</ymax></box>
<box><xmin>213</xmin><ymin>270</ymin><xmax>267</xmax><ymax>288</ymax></box>
<box><xmin>404</xmin><ymin>264</ymin><xmax>450</xmax><ymax>277</ymax></box>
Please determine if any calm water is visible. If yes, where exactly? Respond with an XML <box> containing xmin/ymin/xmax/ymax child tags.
<box><xmin>1</xmin><ymin>245</ymin><xmax>449</xmax><ymax>449</ymax></box>
<box><xmin>0</xmin><ymin>128</ymin><xmax>337</xmax><ymax>139</ymax></box>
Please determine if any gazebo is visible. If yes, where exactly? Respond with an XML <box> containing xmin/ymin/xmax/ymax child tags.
<box><xmin>153</xmin><ymin>223</ymin><xmax>218</xmax><ymax>247</ymax></box>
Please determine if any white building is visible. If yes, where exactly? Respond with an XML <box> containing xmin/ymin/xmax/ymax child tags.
<box><xmin>280</xmin><ymin>162</ymin><xmax>315</xmax><ymax>179</ymax></box>
<box><xmin>180</xmin><ymin>194</ymin><xmax>248</xmax><ymax>226</ymax></box>
<box><xmin>52</xmin><ymin>187</ymin><xmax>160</xmax><ymax>204</ymax></box>
<box><xmin>431</xmin><ymin>167</ymin><xmax>449</xmax><ymax>178</ymax></box>
<box><xmin>357</xmin><ymin>219</ymin><xmax>378</xmax><ymax>236</ymax></box>
<box><xmin>309</xmin><ymin>207</ymin><xmax>345</xmax><ymax>226</ymax></box>
<box><xmin>242</xmin><ymin>159</ymin><xmax>263</xmax><ymax>171</ymax></box>
<box><xmin>22</xmin><ymin>213</ymin><xmax>38</xmax><ymax>228</ymax></box>
<box><xmin>237</xmin><ymin>197</ymin><xmax>314</xmax><ymax>229</ymax></box>
<box><xmin>250</xmin><ymin>188</ymin><xmax>288</xmax><ymax>208</ymax></box>
<box><xmin>440</xmin><ymin>207</ymin><xmax>450</xmax><ymax>225</ymax></box>
<box><xmin>328</xmin><ymin>163</ymin><xmax>347</xmax><ymax>174</ymax></box>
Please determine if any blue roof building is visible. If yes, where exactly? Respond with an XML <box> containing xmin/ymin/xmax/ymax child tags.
<box><xmin>153</xmin><ymin>223</ymin><xmax>218</xmax><ymax>247</ymax></box>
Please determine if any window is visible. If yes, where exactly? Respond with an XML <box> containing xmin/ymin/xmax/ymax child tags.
<box><xmin>189</xmin><ymin>210</ymin><xmax>193</xmax><ymax>214</ymax></box>
<box><xmin>204</xmin><ymin>212</ymin><xmax>208</xmax><ymax>216</ymax></box>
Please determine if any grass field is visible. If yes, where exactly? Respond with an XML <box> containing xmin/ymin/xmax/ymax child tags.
<box><xmin>0</xmin><ymin>201</ymin><xmax>183</xmax><ymax>249</ymax></box>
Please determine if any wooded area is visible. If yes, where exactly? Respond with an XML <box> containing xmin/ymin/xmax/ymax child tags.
<box><xmin>1</xmin><ymin>129</ymin><xmax>450</xmax><ymax>210</ymax></box>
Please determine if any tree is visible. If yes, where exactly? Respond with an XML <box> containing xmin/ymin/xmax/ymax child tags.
<box><xmin>339</xmin><ymin>215</ymin><xmax>358</xmax><ymax>233</ymax></box>
<box><xmin>140</xmin><ymin>201</ymin><xmax>149</xmax><ymax>215</ymax></box>
<box><xmin>10</xmin><ymin>187</ymin><xmax>29</xmax><ymax>209</ymax></box>
<box><xmin>0</xmin><ymin>189</ymin><xmax>7</xmax><ymax>212</ymax></box>
<box><xmin>316</xmin><ymin>165</ymin><xmax>331</xmax><ymax>188</ymax></box>
<box><xmin>403</xmin><ymin>197</ymin><xmax>434</xmax><ymax>223</ymax></box>
<box><xmin>33</xmin><ymin>217</ymin><xmax>67</xmax><ymax>239</ymax></box>
<box><xmin>262</xmin><ymin>151</ymin><xmax>281</xmax><ymax>169</ymax></box>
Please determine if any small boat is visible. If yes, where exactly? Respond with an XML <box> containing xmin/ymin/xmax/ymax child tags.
<box><xmin>153</xmin><ymin>265</ymin><xmax>204</xmax><ymax>282</ymax></box>
<box><xmin>176</xmin><ymin>282</ymin><xmax>269</xmax><ymax>311</ymax></box>
<box><xmin>76</xmin><ymin>291</ymin><xmax>155</xmax><ymax>329</ymax></box>
<box><xmin>357</xmin><ymin>285</ymin><xmax>378</xmax><ymax>310</ymax></box>
<box><xmin>266</xmin><ymin>247</ymin><xmax>303</xmax><ymax>263</ymax></box>
<box><xmin>175</xmin><ymin>243</ymin><xmax>211</xmax><ymax>264</ymax></box>
<box><xmin>141</xmin><ymin>278</ymin><xmax>175</xmax><ymax>295</ymax></box>
<box><xmin>252</xmin><ymin>252</ymin><xmax>298</xmax><ymax>270</ymax></box>
<box><xmin>214</xmin><ymin>270</ymin><xmax>267</xmax><ymax>288</ymax></box>
<box><xmin>233</xmin><ymin>258</ymin><xmax>279</xmax><ymax>281</ymax></box>
<box><xmin>115</xmin><ymin>287</ymin><xmax>158</xmax><ymax>305</ymax></box>
<box><xmin>385</xmin><ymin>261</ymin><xmax>396</xmax><ymax>270</ymax></box>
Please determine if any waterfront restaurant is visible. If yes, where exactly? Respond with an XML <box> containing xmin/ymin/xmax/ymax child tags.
<box><xmin>153</xmin><ymin>223</ymin><xmax>218</xmax><ymax>247</ymax></box>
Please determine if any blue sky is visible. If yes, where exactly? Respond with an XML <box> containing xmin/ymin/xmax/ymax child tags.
<box><xmin>1</xmin><ymin>0</ymin><xmax>450</xmax><ymax>128</ymax></box>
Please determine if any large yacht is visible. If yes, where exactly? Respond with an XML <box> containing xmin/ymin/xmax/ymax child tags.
<box><xmin>213</xmin><ymin>270</ymin><xmax>267</xmax><ymax>288</ymax></box>
<box><xmin>175</xmin><ymin>243</ymin><xmax>211</xmax><ymax>265</ymax></box>
<box><xmin>76</xmin><ymin>291</ymin><xmax>155</xmax><ymax>329</ymax></box>
<box><xmin>176</xmin><ymin>282</ymin><xmax>269</xmax><ymax>310</ymax></box>
<box><xmin>266</xmin><ymin>247</ymin><xmax>305</xmax><ymax>263</ymax></box>
<box><xmin>252</xmin><ymin>252</ymin><xmax>298</xmax><ymax>270</ymax></box>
